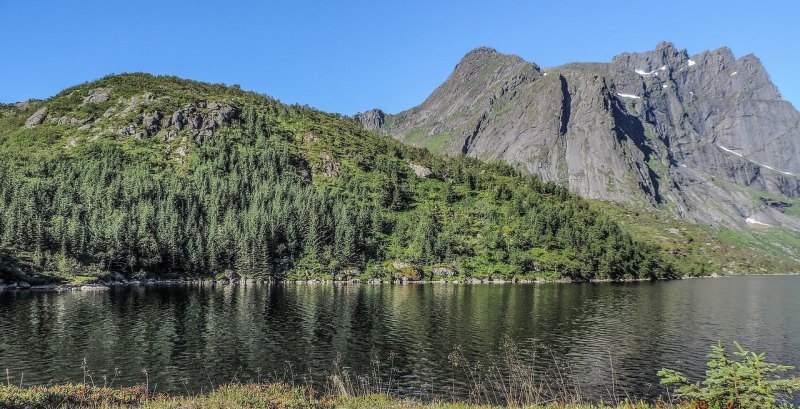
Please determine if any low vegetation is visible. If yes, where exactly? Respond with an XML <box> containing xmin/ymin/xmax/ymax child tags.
<box><xmin>659</xmin><ymin>342</ymin><xmax>800</xmax><ymax>409</ymax></box>
<box><xmin>591</xmin><ymin>201</ymin><xmax>800</xmax><ymax>275</ymax></box>
<box><xmin>0</xmin><ymin>383</ymin><xmax>661</xmax><ymax>409</ymax></box>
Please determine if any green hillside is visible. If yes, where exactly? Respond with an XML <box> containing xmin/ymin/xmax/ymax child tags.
<box><xmin>0</xmin><ymin>74</ymin><xmax>793</xmax><ymax>285</ymax></box>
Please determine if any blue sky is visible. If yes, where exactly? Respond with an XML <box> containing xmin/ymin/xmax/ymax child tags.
<box><xmin>1</xmin><ymin>1</ymin><xmax>798</xmax><ymax>114</ymax></box>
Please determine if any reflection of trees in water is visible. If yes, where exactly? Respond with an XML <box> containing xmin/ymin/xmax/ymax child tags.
<box><xmin>1</xmin><ymin>278</ymin><xmax>798</xmax><ymax>402</ymax></box>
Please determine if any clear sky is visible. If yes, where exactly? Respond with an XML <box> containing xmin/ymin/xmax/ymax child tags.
<box><xmin>2</xmin><ymin>0</ymin><xmax>798</xmax><ymax>115</ymax></box>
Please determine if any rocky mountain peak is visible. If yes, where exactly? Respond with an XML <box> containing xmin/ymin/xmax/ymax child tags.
<box><xmin>451</xmin><ymin>47</ymin><xmax>538</xmax><ymax>79</ymax></box>
<box><xmin>464</xmin><ymin>46</ymin><xmax>498</xmax><ymax>55</ymax></box>
<box><xmin>655</xmin><ymin>41</ymin><xmax>676</xmax><ymax>51</ymax></box>
<box><xmin>356</xmin><ymin>42</ymin><xmax>800</xmax><ymax>230</ymax></box>
<box><xmin>732</xmin><ymin>54</ymin><xmax>781</xmax><ymax>100</ymax></box>
<box><xmin>611</xmin><ymin>42</ymin><xmax>689</xmax><ymax>73</ymax></box>
<box><xmin>459</xmin><ymin>47</ymin><xmax>501</xmax><ymax>62</ymax></box>
<box><xmin>353</xmin><ymin>109</ymin><xmax>385</xmax><ymax>131</ymax></box>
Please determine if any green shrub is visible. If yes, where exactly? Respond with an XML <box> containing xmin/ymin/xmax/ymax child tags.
<box><xmin>658</xmin><ymin>341</ymin><xmax>800</xmax><ymax>408</ymax></box>
<box><xmin>0</xmin><ymin>384</ymin><xmax>146</xmax><ymax>408</ymax></box>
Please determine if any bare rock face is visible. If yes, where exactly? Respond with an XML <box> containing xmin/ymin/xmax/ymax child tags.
<box><xmin>25</xmin><ymin>107</ymin><xmax>48</xmax><ymax>128</ymax></box>
<box><xmin>207</xmin><ymin>102</ymin><xmax>238</xmax><ymax>128</ymax></box>
<box><xmin>356</xmin><ymin>43</ymin><xmax>800</xmax><ymax>228</ymax></box>
<box><xmin>82</xmin><ymin>87</ymin><xmax>111</xmax><ymax>104</ymax></box>
<box><xmin>142</xmin><ymin>111</ymin><xmax>162</xmax><ymax>135</ymax></box>
<box><xmin>164</xmin><ymin>102</ymin><xmax>240</xmax><ymax>143</ymax></box>
<box><xmin>408</xmin><ymin>162</ymin><xmax>433</xmax><ymax>178</ymax></box>
<box><xmin>353</xmin><ymin>109</ymin><xmax>385</xmax><ymax>130</ymax></box>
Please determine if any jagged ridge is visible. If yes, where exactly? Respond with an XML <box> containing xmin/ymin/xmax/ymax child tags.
<box><xmin>356</xmin><ymin>42</ymin><xmax>800</xmax><ymax>232</ymax></box>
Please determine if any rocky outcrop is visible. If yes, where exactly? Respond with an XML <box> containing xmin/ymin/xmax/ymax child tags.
<box><xmin>31</xmin><ymin>86</ymin><xmax>242</xmax><ymax>152</ymax></box>
<box><xmin>431</xmin><ymin>265</ymin><xmax>458</xmax><ymax>277</ymax></box>
<box><xmin>142</xmin><ymin>111</ymin><xmax>162</xmax><ymax>135</ymax></box>
<box><xmin>14</xmin><ymin>100</ymin><xmax>35</xmax><ymax>110</ymax></box>
<box><xmin>97</xmin><ymin>99</ymin><xmax>241</xmax><ymax>144</ymax></box>
<box><xmin>160</xmin><ymin>102</ymin><xmax>240</xmax><ymax>143</ymax></box>
<box><xmin>224</xmin><ymin>269</ymin><xmax>240</xmax><ymax>281</ymax></box>
<box><xmin>408</xmin><ymin>162</ymin><xmax>433</xmax><ymax>178</ymax></box>
<box><xmin>317</xmin><ymin>152</ymin><xmax>341</xmax><ymax>178</ymax></box>
<box><xmin>353</xmin><ymin>109</ymin><xmax>385</xmax><ymax>130</ymax></box>
<box><xmin>356</xmin><ymin>43</ymin><xmax>800</xmax><ymax>228</ymax></box>
<box><xmin>25</xmin><ymin>107</ymin><xmax>48</xmax><ymax>127</ymax></box>
<box><xmin>82</xmin><ymin>87</ymin><xmax>111</xmax><ymax>104</ymax></box>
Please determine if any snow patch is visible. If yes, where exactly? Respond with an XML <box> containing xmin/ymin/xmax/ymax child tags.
<box><xmin>730</xmin><ymin>71</ymin><xmax>738</xmax><ymax>76</ymax></box>
<box><xmin>687</xmin><ymin>59</ymin><xmax>696</xmax><ymax>66</ymax></box>
<box><xmin>756</xmin><ymin>163</ymin><xmax>795</xmax><ymax>177</ymax></box>
<box><xmin>659</xmin><ymin>65</ymin><xmax>667</xmax><ymax>71</ymax></box>
<box><xmin>543</xmin><ymin>72</ymin><xmax>548</xmax><ymax>76</ymax></box>
<box><xmin>745</xmin><ymin>217</ymin><xmax>772</xmax><ymax>227</ymax></box>
<box><xmin>617</xmin><ymin>93</ymin><xmax>641</xmax><ymax>99</ymax></box>
<box><xmin>635</xmin><ymin>69</ymin><xmax>657</xmax><ymax>76</ymax></box>
<box><xmin>663</xmin><ymin>84</ymin><xmax>669</xmax><ymax>89</ymax></box>
<box><xmin>717</xmin><ymin>145</ymin><xmax>797</xmax><ymax>176</ymax></box>
<box><xmin>717</xmin><ymin>145</ymin><xmax>743</xmax><ymax>157</ymax></box>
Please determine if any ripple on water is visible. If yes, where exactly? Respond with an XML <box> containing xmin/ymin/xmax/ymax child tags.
<box><xmin>0</xmin><ymin>276</ymin><xmax>798</xmax><ymax>402</ymax></box>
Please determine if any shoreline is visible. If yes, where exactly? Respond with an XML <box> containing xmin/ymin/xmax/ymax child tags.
<box><xmin>1</xmin><ymin>271</ymin><xmax>798</xmax><ymax>293</ymax></box>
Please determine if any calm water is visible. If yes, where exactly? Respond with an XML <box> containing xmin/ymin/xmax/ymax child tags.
<box><xmin>0</xmin><ymin>276</ymin><xmax>798</xmax><ymax>402</ymax></box>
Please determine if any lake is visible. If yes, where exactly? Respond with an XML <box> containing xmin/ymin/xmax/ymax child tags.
<box><xmin>1</xmin><ymin>276</ymin><xmax>798</xmax><ymax>403</ymax></box>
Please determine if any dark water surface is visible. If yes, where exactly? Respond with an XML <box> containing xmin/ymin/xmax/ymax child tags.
<box><xmin>1</xmin><ymin>276</ymin><xmax>798</xmax><ymax>401</ymax></box>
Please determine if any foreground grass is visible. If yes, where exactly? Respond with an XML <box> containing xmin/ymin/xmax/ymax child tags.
<box><xmin>0</xmin><ymin>383</ymin><xmax>675</xmax><ymax>409</ymax></box>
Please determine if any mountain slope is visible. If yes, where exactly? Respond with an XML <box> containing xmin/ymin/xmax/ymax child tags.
<box><xmin>358</xmin><ymin>43</ymin><xmax>800</xmax><ymax>229</ymax></box>
<box><xmin>0</xmin><ymin>74</ymin><xmax>685</xmax><ymax>284</ymax></box>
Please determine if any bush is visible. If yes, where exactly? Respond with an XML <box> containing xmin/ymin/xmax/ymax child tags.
<box><xmin>658</xmin><ymin>341</ymin><xmax>800</xmax><ymax>408</ymax></box>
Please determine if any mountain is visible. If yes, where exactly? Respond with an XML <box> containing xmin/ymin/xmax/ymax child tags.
<box><xmin>356</xmin><ymin>43</ymin><xmax>800</xmax><ymax>234</ymax></box>
<box><xmin>0</xmin><ymin>74</ymin><xmax>687</xmax><ymax>285</ymax></box>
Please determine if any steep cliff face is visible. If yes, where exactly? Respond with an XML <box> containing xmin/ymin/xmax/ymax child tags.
<box><xmin>357</xmin><ymin>43</ymin><xmax>800</xmax><ymax>228</ymax></box>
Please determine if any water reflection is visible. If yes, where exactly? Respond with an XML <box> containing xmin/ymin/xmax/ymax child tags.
<box><xmin>0</xmin><ymin>277</ymin><xmax>798</xmax><ymax>401</ymax></box>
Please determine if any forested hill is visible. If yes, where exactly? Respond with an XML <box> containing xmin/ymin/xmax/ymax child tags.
<box><xmin>1</xmin><ymin>73</ymin><xmax>678</xmax><ymax>284</ymax></box>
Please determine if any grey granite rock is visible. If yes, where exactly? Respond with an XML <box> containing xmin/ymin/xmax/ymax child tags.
<box><xmin>356</xmin><ymin>43</ymin><xmax>800</xmax><ymax>228</ymax></box>
<box><xmin>25</xmin><ymin>107</ymin><xmax>48</xmax><ymax>127</ymax></box>
<box><xmin>408</xmin><ymin>162</ymin><xmax>433</xmax><ymax>178</ymax></box>
<box><xmin>142</xmin><ymin>111</ymin><xmax>162</xmax><ymax>135</ymax></box>
<box><xmin>82</xmin><ymin>87</ymin><xmax>111</xmax><ymax>104</ymax></box>
<box><xmin>353</xmin><ymin>109</ymin><xmax>385</xmax><ymax>130</ymax></box>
